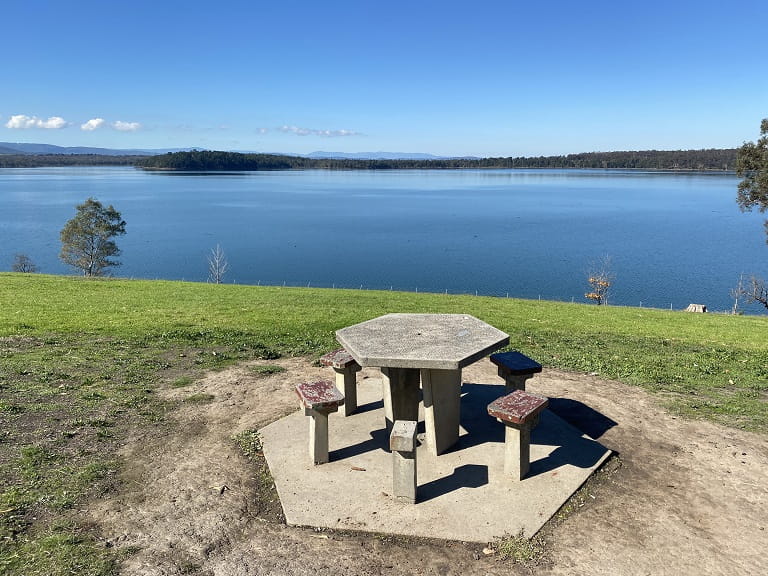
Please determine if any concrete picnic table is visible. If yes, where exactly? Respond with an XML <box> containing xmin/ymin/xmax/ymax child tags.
<box><xmin>336</xmin><ymin>313</ymin><xmax>509</xmax><ymax>455</ymax></box>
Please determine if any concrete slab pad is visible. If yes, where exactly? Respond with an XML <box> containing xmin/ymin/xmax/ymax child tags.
<box><xmin>260</xmin><ymin>375</ymin><xmax>611</xmax><ymax>543</ymax></box>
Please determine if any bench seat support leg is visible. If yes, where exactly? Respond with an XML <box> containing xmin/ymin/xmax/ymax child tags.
<box><xmin>333</xmin><ymin>366</ymin><xmax>359</xmax><ymax>417</ymax></box>
<box><xmin>306</xmin><ymin>407</ymin><xmax>334</xmax><ymax>465</ymax></box>
<box><xmin>503</xmin><ymin>422</ymin><xmax>532</xmax><ymax>480</ymax></box>
<box><xmin>498</xmin><ymin>368</ymin><xmax>533</xmax><ymax>392</ymax></box>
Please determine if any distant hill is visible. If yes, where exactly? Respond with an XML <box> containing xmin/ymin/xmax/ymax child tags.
<box><xmin>0</xmin><ymin>143</ymin><xmax>474</xmax><ymax>160</ymax></box>
<box><xmin>0</xmin><ymin>142</ymin><xmax>189</xmax><ymax>156</ymax></box>
<box><xmin>306</xmin><ymin>151</ymin><xmax>465</xmax><ymax>160</ymax></box>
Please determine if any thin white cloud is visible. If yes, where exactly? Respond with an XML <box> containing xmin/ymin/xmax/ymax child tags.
<box><xmin>112</xmin><ymin>120</ymin><xmax>141</xmax><ymax>132</ymax></box>
<box><xmin>5</xmin><ymin>114</ymin><xmax>69</xmax><ymax>129</ymax></box>
<box><xmin>279</xmin><ymin>125</ymin><xmax>361</xmax><ymax>137</ymax></box>
<box><xmin>81</xmin><ymin>118</ymin><xmax>106</xmax><ymax>131</ymax></box>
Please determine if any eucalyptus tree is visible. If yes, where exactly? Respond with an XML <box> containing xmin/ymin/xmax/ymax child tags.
<box><xmin>59</xmin><ymin>197</ymin><xmax>126</xmax><ymax>276</ymax></box>
<box><xmin>734</xmin><ymin>118</ymin><xmax>768</xmax><ymax>310</ymax></box>
<box><xmin>736</xmin><ymin>118</ymin><xmax>768</xmax><ymax>241</ymax></box>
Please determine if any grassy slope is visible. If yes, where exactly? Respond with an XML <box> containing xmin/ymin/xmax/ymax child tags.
<box><xmin>3</xmin><ymin>273</ymin><xmax>766</xmax><ymax>428</ymax></box>
<box><xmin>1</xmin><ymin>273</ymin><xmax>766</xmax><ymax>574</ymax></box>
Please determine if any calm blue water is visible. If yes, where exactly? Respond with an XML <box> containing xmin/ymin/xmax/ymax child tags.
<box><xmin>2</xmin><ymin>166</ymin><xmax>766</xmax><ymax>313</ymax></box>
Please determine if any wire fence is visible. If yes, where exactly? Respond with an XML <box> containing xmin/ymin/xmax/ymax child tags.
<box><xmin>180</xmin><ymin>276</ymin><xmax>746</xmax><ymax>314</ymax></box>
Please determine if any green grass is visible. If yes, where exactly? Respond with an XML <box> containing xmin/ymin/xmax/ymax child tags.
<box><xmin>232</xmin><ymin>429</ymin><xmax>263</xmax><ymax>459</ymax></box>
<box><xmin>170</xmin><ymin>376</ymin><xmax>194</xmax><ymax>388</ymax></box>
<box><xmin>183</xmin><ymin>393</ymin><xmax>215</xmax><ymax>404</ymax></box>
<box><xmin>1</xmin><ymin>521</ymin><xmax>118</xmax><ymax>576</ymax></box>
<box><xmin>495</xmin><ymin>530</ymin><xmax>546</xmax><ymax>565</ymax></box>
<box><xmin>0</xmin><ymin>272</ymin><xmax>767</xmax><ymax>574</ymax></box>
<box><xmin>249</xmin><ymin>364</ymin><xmax>287</xmax><ymax>376</ymax></box>
<box><xmin>231</xmin><ymin>429</ymin><xmax>282</xmax><ymax>521</ymax></box>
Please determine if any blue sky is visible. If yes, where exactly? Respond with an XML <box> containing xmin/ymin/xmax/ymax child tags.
<box><xmin>3</xmin><ymin>0</ymin><xmax>766</xmax><ymax>157</ymax></box>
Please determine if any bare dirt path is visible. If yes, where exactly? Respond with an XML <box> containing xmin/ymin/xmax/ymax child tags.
<box><xmin>89</xmin><ymin>358</ymin><xmax>768</xmax><ymax>576</ymax></box>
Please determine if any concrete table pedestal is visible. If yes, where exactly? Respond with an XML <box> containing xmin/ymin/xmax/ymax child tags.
<box><xmin>381</xmin><ymin>367</ymin><xmax>420</xmax><ymax>432</ymax></box>
<box><xmin>337</xmin><ymin>313</ymin><xmax>509</xmax><ymax>456</ymax></box>
<box><xmin>421</xmin><ymin>368</ymin><xmax>462</xmax><ymax>456</ymax></box>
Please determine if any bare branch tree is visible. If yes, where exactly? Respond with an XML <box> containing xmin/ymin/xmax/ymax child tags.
<box><xmin>207</xmin><ymin>244</ymin><xmax>229</xmax><ymax>284</ymax></box>
<box><xmin>730</xmin><ymin>273</ymin><xmax>746</xmax><ymax>314</ymax></box>
<box><xmin>585</xmin><ymin>255</ymin><xmax>614</xmax><ymax>306</ymax></box>
<box><xmin>12</xmin><ymin>253</ymin><xmax>39</xmax><ymax>273</ymax></box>
<box><xmin>734</xmin><ymin>275</ymin><xmax>768</xmax><ymax>311</ymax></box>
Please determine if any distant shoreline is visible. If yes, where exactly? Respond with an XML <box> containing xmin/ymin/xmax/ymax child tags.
<box><xmin>0</xmin><ymin>147</ymin><xmax>738</xmax><ymax>171</ymax></box>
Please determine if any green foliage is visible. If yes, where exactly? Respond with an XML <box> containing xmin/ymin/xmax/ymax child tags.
<box><xmin>0</xmin><ymin>154</ymin><xmax>144</xmax><ymax>168</ymax></box>
<box><xmin>59</xmin><ymin>198</ymin><xmax>126</xmax><ymax>276</ymax></box>
<box><xmin>736</xmin><ymin>118</ymin><xmax>768</xmax><ymax>241</ymax></box>
<box><xmin>0</xmin><ymin>148</ymin><xmax>738</xmax><ymax>170</ymax></box>
<box><xmin>138</xmin><ymin>150</ymin><xmax>300</xmax><ymax>170</ymax></box>
<box><xmin>137</xmin><ymin>149</ymin><xmax>738</xmax><ymax>172</ymax></box>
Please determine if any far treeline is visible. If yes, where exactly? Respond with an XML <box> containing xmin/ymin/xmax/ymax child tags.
<box><xmin>0</xmin><ymin>148</ymin><xmax>738</xmax><ymax>171</ymax></box>
<box><xmin>0</xmin><ymin>154</ymin><xmax>143</xmax><ymax>168</ymax></box>
<box><xmin>137</xmin><ymin>148</ymin><xmax>738</xmax><ymax>171</ymax></box>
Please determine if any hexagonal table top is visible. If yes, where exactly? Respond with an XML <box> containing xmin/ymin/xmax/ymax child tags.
<box><xmin>336</xmin><ymin>313</ymin><xmax>509</xmax><ymax>370</ymax></box>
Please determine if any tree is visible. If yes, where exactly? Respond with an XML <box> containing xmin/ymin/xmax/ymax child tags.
<box><xmin>585</xmin><ymin>255</ymin><xmax>614</xmax><ymax>305</ymax></box>
<box><xmin>730</xmin><ymin>273</ymin><xmax>746</xmax><ymax>314</ymax></box>
<box><xmin>736</xmin><ymin>118</ymin><xmax>768</xmax><ymax>242</ymax></box>
<box><xmin>207</xmin><ymin>244</ymin><xmax>229</xmax><ymax>284</ymax></box>
<box><xmin>59</xmin><ymin>197</ymin><xmax>126</xmax><ymax>277</ymax></box>
<box><xmin>735</xmin><ymin>119</ymin><xmax>768</xmax><ymax>311</ymax></box>
<box><xmin>12</xmin><ymin>253</ymin><xmax>38</xmax><ymax>273</ymax></box>
<box><xmin>733</xmin><ymin>275</ymin><xmax>768</xmax><ymax>311</ymax></box>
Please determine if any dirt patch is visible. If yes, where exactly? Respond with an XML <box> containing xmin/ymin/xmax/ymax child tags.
<box><xmin>528</xmin><ymin>369</ymin><xmax>768</xmax><ymax>575</ymax></box>
<box><xmin>88</xmin><ymin>358</ymin><xmax>768</xmax><ymax>575</ymax></box>
<box><xmin>0</xmin><ymin>335</ymin><xmax>43</xmax><ymax>352</ymax></box>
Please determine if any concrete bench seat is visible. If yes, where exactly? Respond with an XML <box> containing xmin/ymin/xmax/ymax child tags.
<box><xmin>487</xmin><ymin>389</ymin><xmax>548</xmax><ymax>480</ymax></box>
<box><xmin>489</xmin><ymin>350</ymin><xmax>542</xmax><ymax>391</ymax></box>
<box><xmin>320</xmin><ymin>348</ymin><xmax>362</xmax><ymax>416</ymax></box>
<box><xmin>295</xmin><ymin>380</ymin><xmax>345</xmax><ymax>465</ymax></box>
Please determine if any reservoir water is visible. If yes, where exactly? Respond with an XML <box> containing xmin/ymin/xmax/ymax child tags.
<box><xmin>1</xmin><ymin>166</ymin><xmax>766</xmax><ymax>313</ymax></box>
